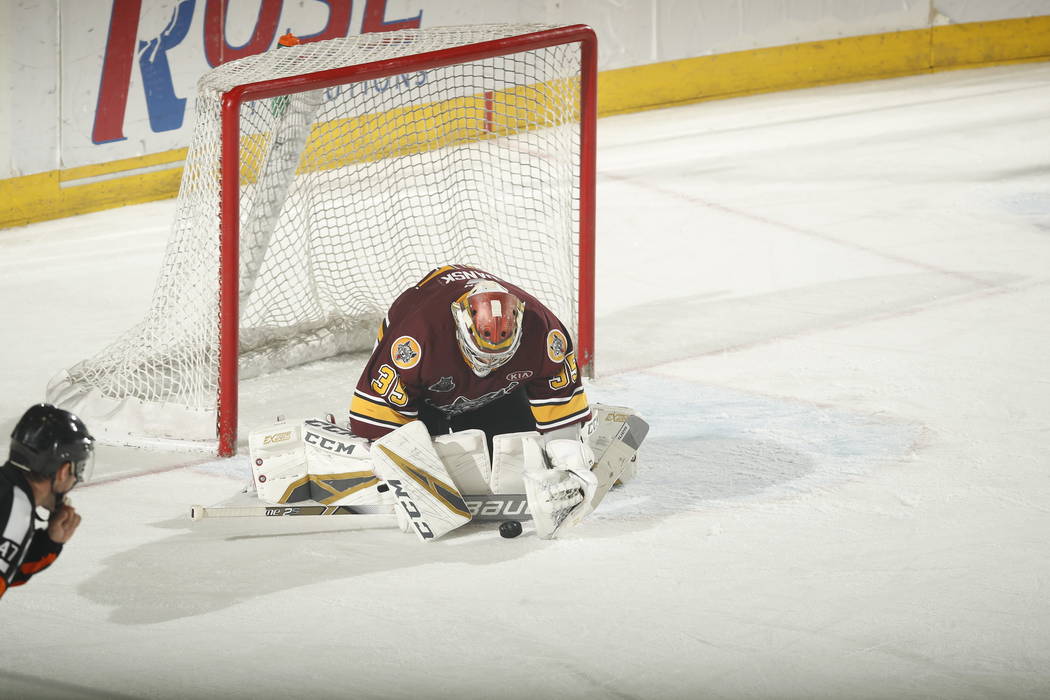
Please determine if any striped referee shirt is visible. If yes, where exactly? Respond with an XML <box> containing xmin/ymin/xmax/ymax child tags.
<box><xmin>0</xmin><ymin>462</ymin><xmax>63</xmax><ymax>599</ymax></box>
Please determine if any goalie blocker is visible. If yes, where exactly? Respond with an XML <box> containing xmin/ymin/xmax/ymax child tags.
<box><xmin>241</xmin><ymin>404</ymin><xmax>647</xmax><ymax>540</ymax></box>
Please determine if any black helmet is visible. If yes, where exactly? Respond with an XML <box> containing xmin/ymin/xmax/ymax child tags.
<box><xmin>8</xmin><ymin>404</ymin><xmax>95</xmax><ymax>483</ymax></box>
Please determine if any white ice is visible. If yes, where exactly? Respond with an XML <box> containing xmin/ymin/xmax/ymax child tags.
<box><xmin>1</xmin><ymin>62</ymin><xmax>1049</xmax><ymax>699</ymax></box>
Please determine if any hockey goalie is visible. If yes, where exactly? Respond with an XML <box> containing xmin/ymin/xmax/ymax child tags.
<box><xmin>247</xmin><ymin>266</ymin><xmax>649</xmax><ymax>541</ymax></box>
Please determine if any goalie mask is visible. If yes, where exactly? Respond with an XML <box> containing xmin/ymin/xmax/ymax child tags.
<box><xmin>451</xmin><ymin>281</ymin><xmax>525</xmax><ymax>377</ymax></box>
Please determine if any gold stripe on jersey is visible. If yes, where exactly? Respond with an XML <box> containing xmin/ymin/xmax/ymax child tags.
<box><xmin>530</xmin><ymin>390</ymin><xmax>591</xmax><ymax>429</ymax></box>
<box><xmin>416</xmin><ymin>265</ymin><xmax>460</xmax><ymax>288</ymax></box>
<box><xmin>350</xmin><ymin>392</ymin><xmax>413</xmax><ymax>429</ymax></box>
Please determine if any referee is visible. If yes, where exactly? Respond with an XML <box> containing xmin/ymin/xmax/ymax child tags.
<box><xmin>1</xmin><ymin>404</ymin><xmax>94</xmax><ymax>599</ymax></box>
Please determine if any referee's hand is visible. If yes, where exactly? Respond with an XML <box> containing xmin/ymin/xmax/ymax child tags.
<box><xmin>48</xmin><ymin>502</ymin><xmax>82</xmax><ymax>544</ymax></box>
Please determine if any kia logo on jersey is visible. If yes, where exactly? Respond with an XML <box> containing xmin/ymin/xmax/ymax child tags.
<box><xmin>506</xmin><ymin>370</ymin><xmax>534</xmax><ymax>382</ymax></box>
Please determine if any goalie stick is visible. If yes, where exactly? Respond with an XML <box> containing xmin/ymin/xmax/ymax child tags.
<box><xmin>190</xmin><ymin>503</ymin><xmax>391</xmax><ymax>520</ymax></box>
<box><xmin>191</xmin><ymin>494</ymin><xmax>532</xmax><ymax>522</ymax></box>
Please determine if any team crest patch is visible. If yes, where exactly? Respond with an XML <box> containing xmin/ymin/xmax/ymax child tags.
<box><xmin>428</xmin><ymin>376</ymin><xmax>456</xmax><ymax>392</ymax></box>
<box><xmin>546</xmin><ymin>329</ymin><xmax>568</xmax><ymax>363</ymax></box>
<box><xmin>391</xmin><ymin>336</ymin><xmax>421</xmax><ymax>369</ymax></box>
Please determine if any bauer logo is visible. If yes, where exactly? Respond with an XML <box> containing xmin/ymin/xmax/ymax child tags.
<box><xmin>464</xmin><ymin>495</ymin><xmax>530</xmax><ymax>518</ymax></box>
<box><xmin>506</xmin><ymin>370</ymin><xmax>534</xmax><ymax>382</ymax></box>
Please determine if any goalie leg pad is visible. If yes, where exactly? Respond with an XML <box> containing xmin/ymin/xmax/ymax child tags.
<box><xmin>371</xmin><ymin>421</ymin><xmax>472</xmax><ymax>542</ymax></box>
<box><xmin>250</xmin><ymin>417</ymin><xmax>392</xmax><ymax>506</ymax></box>
<box><xmin>433</xmin><ymin>429</ymin><xmax>492</xmax><ymax>495</ymax></box>
<box><xmin>489</xmin><ymin>431</ymin><xmax>541</xmax><ymax>494</ymax></box>
<box><xmin>248</xmin><ymin>420</ymin><xmax>310</xmax><ymax>504</ymax></box>
<box><xmin>584</xmin><ymin>404</ymin><xmax>650</xmax><ymax>510</ymax></box>
<box><xmin>302</xmin><ymin>418</ymin><xmax>387</xmax><ymax>506</ymax></box>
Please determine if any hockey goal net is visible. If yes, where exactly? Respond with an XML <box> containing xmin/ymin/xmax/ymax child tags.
<box><xmin>47</xmin><ymin>24</ymin><xmax>596</xmax><ymax>456</ymax></box>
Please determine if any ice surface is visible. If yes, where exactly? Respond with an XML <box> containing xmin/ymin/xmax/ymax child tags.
<box><xmin>1</xmin><ymin>62</ymin><xmax>1048</xmax><ymax>699</ymax></box>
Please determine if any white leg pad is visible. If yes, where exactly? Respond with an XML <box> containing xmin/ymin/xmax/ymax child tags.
<box><xmin>617</xmin><ymin>455</ymin><xmax>639</xmax><ymax>485</ymax></box>
<box><xmin>248</xmin><ymin>419</ymin><xmax>309</xmax><ymax>504</ymax></box>
<box><xmin>302</xmin><ymin>418</ymin><xmax>387</xmax><ymax>506</ymax></box>
<box><xmin>249</xmin><ymin>417</ymin><xmax>390</xmax><ymax>506</ymax></box>
<box><xmin>433</xmin><ymin>429</ymin><xmax>492</xmax><ymax>495</ymax></box>
<box><xmin>584</xmin><ymin>404</ymin><xmax>650</xmax><ymax>509</ymax></box>
<box><xmin>489</xmin><ymin>431</ymin><xmax>543</xmax><ymax>494</ymax></box>
<box><xmin>584</xmin><ymin>404</ymin><xmax>637</xmax><ymax>461</ymax></box>
<box><xmin>371</xmin><ymin>421</ymin><xmax>472</xmax><ymax>542</ymax></box>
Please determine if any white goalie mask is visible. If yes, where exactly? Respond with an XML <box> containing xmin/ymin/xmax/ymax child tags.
<box><xmin>451</xmin><ymin>281</ymin><xmax>525</xmax><ymax>377</ymax></box>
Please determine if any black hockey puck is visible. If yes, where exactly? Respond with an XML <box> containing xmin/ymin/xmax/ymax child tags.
<box><xmin>499</xmin><ymin>520</ymin><xmax>522</xmax><ymax>539</ymax></box>
<box><xmin>376</xmin><ymin>483</ymin><xmax>389</xmax><ymax>493</ymax></box>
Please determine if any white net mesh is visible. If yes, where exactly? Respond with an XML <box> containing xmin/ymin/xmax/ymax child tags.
<box><xmin>47</xmin><ymin>25</ymin><xmax>584</xmax><ymax>448</ymax></box>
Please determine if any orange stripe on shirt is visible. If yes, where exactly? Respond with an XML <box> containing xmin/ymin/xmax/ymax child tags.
<box><xmin>20</xmin><ymin>552</ymin><xmax>58</xmax><ymax>576</ymax></box>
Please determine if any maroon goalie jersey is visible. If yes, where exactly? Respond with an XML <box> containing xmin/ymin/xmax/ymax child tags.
<box><xmin>349</xmin><ymin>265</ymin><xmax>590</xmax><ymax>441</ymax></box>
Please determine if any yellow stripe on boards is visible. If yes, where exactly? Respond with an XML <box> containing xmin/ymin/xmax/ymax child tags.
<box><xmin>932</xmin><ymin>15</ymin><xmax>1050</xmax><ymax>68</ymax></box>
<box><xmin>598</xmin><ymin>30</ymin><xmax>930</xmax><ymax>115</ymax></box>
<box><xmin>236</xmin><ymin>79</ymin><xmax>575</xmax><ymax>182</ymax></box>
<box><xmin>3</xmin><ymin>16</ymin><xmax>1048</xmax><ymax>229</ymax></box>
<box><xmin>0</xmin><ymin>149</ymin><xmax>186</xmax><ymax>229</ymax></box>
<box><xmin>298</xmin><ymin>79</ymin><xmax>576</xmax><ymax>174</ymax></box>
<box><xmin>598</xmin><ymin>15</ymin><xmax>1050</xmax><ymax>116</ymax></box>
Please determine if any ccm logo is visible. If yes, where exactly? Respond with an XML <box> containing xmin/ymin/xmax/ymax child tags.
<box><xmin>505</xmin><ymin>370</ymin><xmax>533</xmax><ymax>381</ymax></box>
<box><xmin>389</xmin><ymin>480</ymin><xmax>435</xmax><ymax>539</ymax></box>
<box><xmin>304</xmin><ymin>431</ymin><xmax>355</xmax><ymax>455</ymax></box>
<box><xmin>263</xmin><ymin>431</ymin><xmax>292</xmax><ymax>445</ymax></box>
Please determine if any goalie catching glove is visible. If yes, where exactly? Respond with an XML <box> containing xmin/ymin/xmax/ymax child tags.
<box><xmin>523</xmin><ymin>437</ymin><xmax>598</xmax><ymax>540</ymax></box>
